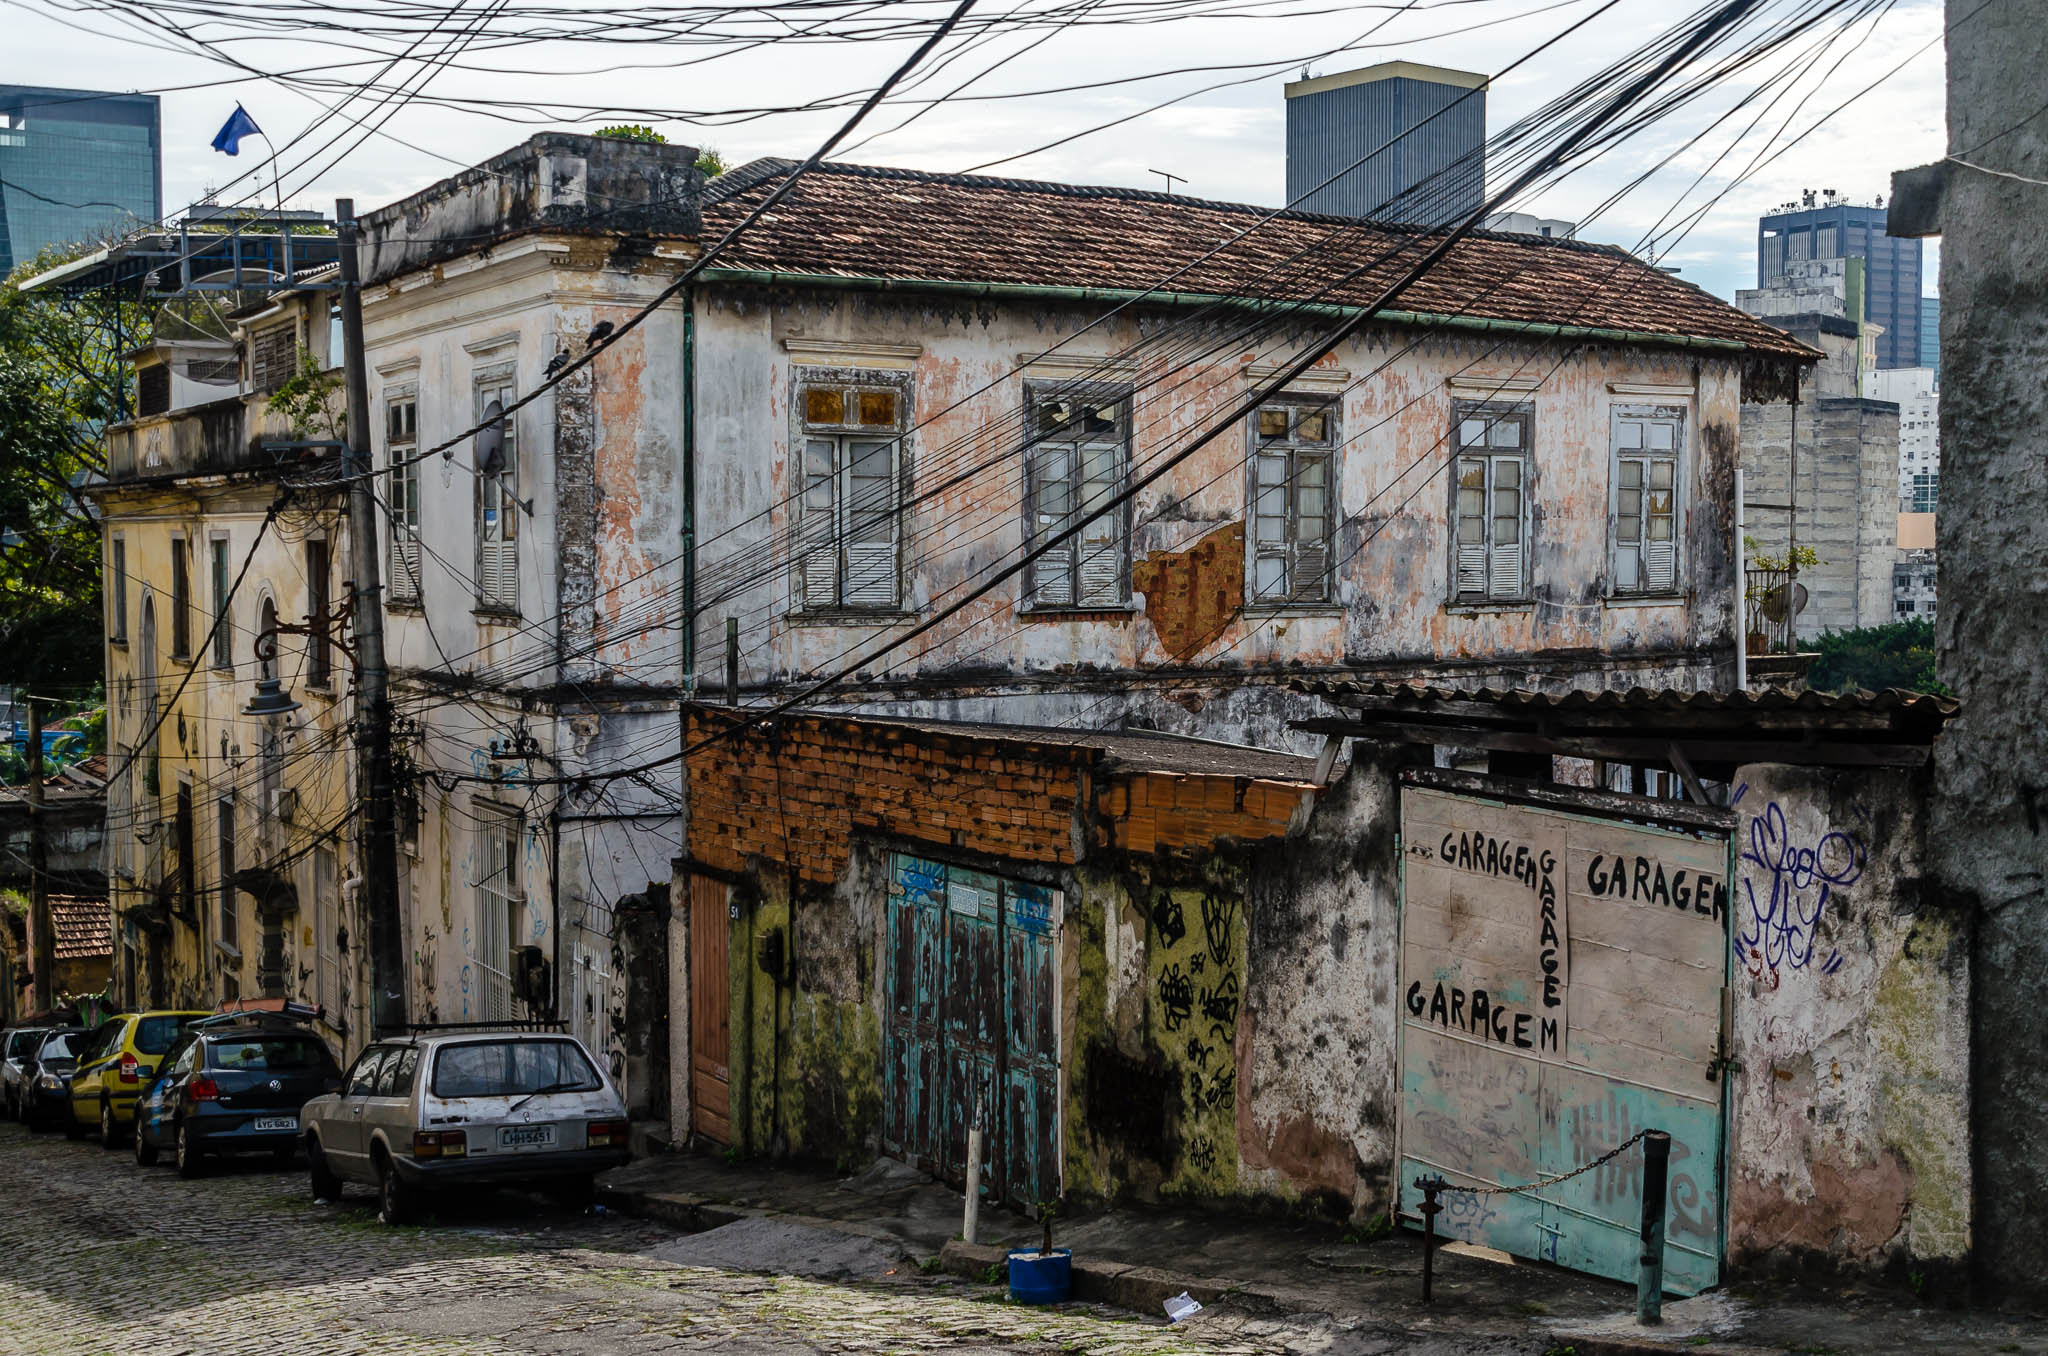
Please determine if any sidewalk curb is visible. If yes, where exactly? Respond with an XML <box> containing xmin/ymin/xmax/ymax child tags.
<box><xmin>1544</xmin><ymin>1334</ymin><xmax>1782</xmax><ymax>1356</ymax></box>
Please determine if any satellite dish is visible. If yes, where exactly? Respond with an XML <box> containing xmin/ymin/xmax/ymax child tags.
<box><xmin>476</xmin><ymin>399</ymin><xmax>505</xmax><ymax>473</ymax></box>
<box><xmin>1759</xmin><ymin>581</ymin><xmax>1809</xmax><ymax>624</ymax></box>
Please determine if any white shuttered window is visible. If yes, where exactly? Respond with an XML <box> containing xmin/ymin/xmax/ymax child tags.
<box><xmin>1610</xmin><ymin>406</ymin><xmax>1684</xmax><ymax>595</ymax></box>
<box><xmin>795</xmin><ymin>378</ymin><xmax>905</xmax><ymax>611</ymax></box>
<box><xmin>1248</xmin><ymin>400</ymin><xmax>1335</xmax><ymax>604</ymax></box>
<box><xmin>474</xmin><ymin>376</ymin><xmax>519</xmax><ymax>612</ymax></box>
<box><xmin>1450</xmin><ymin>404</ymin><xmax>1533</xmax><ymax>603</ymax></box>
<box><xmin>387</xmin><ymin>394</ymin><xmax>421</xmax><ymax>602</ymax></box>
<box><xmin>1025</xmin><ymin>385</ymin><xmax>1129</xmax><ymax>609</ymax></box>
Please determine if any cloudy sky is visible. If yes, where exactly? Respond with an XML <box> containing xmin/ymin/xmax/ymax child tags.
<box><xmin>7</xmin><ymin>0</ymin><xmax>1948</xmax><ymax>300</ymax></box>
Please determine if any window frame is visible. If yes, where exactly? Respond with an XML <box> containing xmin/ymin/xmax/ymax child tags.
<box><xmin>109</xmin><ymin>536</ymin><xmax>128</xmax><ymax>644</ymax></box>
<box><xmin>1447</xmin><ymin>400</ymin><xmax>1535</xmax><ymax>607</ymax></box>
<box><xmin>385</xmin><ymin>389</ymin><xmax>421</xmax><ymax>604</ymax></box>
<box><xmin>789</xmin><ymin>366</ymin><xmax>912</xmax><ymax>616</ymax></box>
<box><xmin>1607</xmin><ymin>403</ymin><xmax>1687</xmax><ymax>599</ymax></box>
<box><xmin>216</xmin><ymin>794</ymin><xmax>238</xmax><ymax>956</ymax></box>
<box><xmin>1020</xmin><ymin>380</ymin><xmax>1134</xmax><ymax>612</ymax></box>
<box><xmin>1244</xmin><ymin>394</ymin><xmax>1340</xmax><ymax>608</ymax></box>
<box><xmin>472</xmin><ymin>368</ymin><xmax>520</xmax><ymax>615</ymax></box>
<box><xmin>304</xmin><ymin>537</ymin><xmax>332</xmax><ymax>688</ymax></box>
<box><xmin>472</xmin><ymin>802</ymin><xmax>523</xmax><ymax>1022</ymax></box>
<box><xmin>169</xmin><ymin>536</ymin><xmax>193</xmax><ymax>661</ymax></box>
<box><xmin>209</xmin><ymin>535</ymin><xmax>233</xmax><ymax>670</ymax></box>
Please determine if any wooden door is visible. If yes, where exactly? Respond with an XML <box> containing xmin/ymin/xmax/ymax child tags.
<box><xmin>689</xmin><ymin>874</ymin><xmax>732</xmax><ymax>1143</ymax></box>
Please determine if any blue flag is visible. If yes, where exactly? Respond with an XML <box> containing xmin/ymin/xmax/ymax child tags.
<box><xmin>212</xmin><ymin>105</ymin><xmax>262</xmax><ymax>156</ymax></box>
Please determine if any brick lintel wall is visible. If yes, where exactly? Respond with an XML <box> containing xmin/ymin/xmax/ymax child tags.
<box><xmin>684</xmin><ymin>706</ymin><xmax>1315</xmax><ymax>880</ymax></box>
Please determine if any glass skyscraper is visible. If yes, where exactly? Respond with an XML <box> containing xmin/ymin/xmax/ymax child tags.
<box><xmin>0</xmin><ymin>85</ymin><xmax>161</xmax><ymax>278</ymax></box>
<box><xmin>1756</xmin><ymin>196</ymin><xmax>1922</xmax><ymax>370</ymax></box>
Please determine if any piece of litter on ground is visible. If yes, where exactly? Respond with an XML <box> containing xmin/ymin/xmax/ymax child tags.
<box><xmin>1164</xmin><ymin>1292</ymin><xmax>1203</xmax><ymax>1323</ymax></box>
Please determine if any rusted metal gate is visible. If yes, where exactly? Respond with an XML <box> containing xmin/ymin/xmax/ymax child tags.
<box><xmin>884</xmin><ymin>854</ymin><xmax>1059</xmax><ymax>1207</ymax></box>
<box><xmin>688</xmin><ymin>874</ymin><xmax>732</xmax><ymax>1143</ymax></box>
<box><xmin>1396</xmin><ymin>784</ymin><xmax>1731</xmax><ymax>1295</ymax></box>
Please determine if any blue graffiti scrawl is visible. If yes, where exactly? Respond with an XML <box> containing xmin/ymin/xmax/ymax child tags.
<box><xmin>1731</xmin><ymin>784</ymin><xmax>1866</xmax><ymax>984</ymax></box>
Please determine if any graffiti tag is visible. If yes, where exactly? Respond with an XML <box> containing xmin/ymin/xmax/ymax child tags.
<box><xmin>1733</xmin><ymin>786</ymin><xmax>1865</xmax><ymax>980</ymax></box>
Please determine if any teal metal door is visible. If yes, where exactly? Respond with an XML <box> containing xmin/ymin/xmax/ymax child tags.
<box><xmin>1395</xmin><ymin>786</ymin><xmax>1731</xmax><ymax>1295</ymax></box>
<box><xmin>884</xmin><ymin>855</ymin><xmax>1060</xmax><ymax>1206</ymax></box>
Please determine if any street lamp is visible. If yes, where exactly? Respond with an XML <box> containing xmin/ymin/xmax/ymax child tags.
<box><xmin>242</xmin><ymin>677</ymin><xmax>301</xmax><ymax>719</ymax></box>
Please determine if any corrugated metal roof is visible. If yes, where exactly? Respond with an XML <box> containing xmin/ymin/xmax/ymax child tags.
<box><xmin>1292</xmin><ymin>680</ymin><xmax>1955</xmax><ymax>737</ymax></box>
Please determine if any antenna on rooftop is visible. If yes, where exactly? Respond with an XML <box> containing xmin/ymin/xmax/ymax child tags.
<box><xmin>1149</xmin><ymin>169</ymin><xmax>1186</xmax><ymax>196</ymax></box>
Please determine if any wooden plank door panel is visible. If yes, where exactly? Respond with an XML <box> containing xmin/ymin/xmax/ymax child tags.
<box><xmin>941</xmin><ymin>869</ymin><xmax>1003</xmax><ymax>1196</ymax></box>
<box><xmin>1002</xmin><ymin>881</ymin><xmax>1060</xmax><ymax>1206</ymax></box>
<box><xmin>689</xmin><ymin>875</ymin><xmax>732</xmax><ymax>1143</ymax></box>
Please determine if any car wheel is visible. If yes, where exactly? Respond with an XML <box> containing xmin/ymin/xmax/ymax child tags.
<box><xmin>175</xmin><ymin>1121</ymin><xmax>206</xmax><ymax>1179</ymax></box>
<box><xmin>307</xmin><ymin>1138</ymin><xmax>342</xmax><ymax>1201</ymax></box>
<box><xmin>61</xmin><ymin>1111</ymin><xmax>85</xmax><ymax>1140</ymax></box>
<box><xmin>133</xmin><ymin>1121</ymin><xmax>159</xmax><ymax>1167</ymax></box>
<box><xmin>99</xmin><ymin>1100</ymin><xmax>124</xmax><ymax>1149</ymax></box>
<box><xmin>375</xmin><ymin>1154</ymin><xmax>414</xmax><ymax>1227</ymax></box>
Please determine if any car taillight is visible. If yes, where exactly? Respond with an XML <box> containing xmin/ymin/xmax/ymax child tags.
<box><xmin>119</xmin><ymin>1054</ymin><xmax>139</xmax><ymax>1084</ymax></box>
<box><xmin>412</xmin><ymin>1130</ymin><xmax>467</xmax><ymax>1159</ymax></box>
<box><xmin>586</xmin><ymin>1120</ymin><xmax>627</xmax><ymax>1149</ymax></box>
<box><xmin>189</xmin><ymin>1078</ymin><xmax>220</xmax><ymax>1102</ymax></box>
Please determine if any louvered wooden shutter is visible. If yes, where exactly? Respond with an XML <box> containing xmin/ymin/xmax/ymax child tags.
<box><xmin>1454</xmin><ymin>455</ymin><xmax>1488</xmax><ymax>598</ymax></box>
<box><xmin>842</xmin><ymin>438</ymin><xmax>897</xmax><ymax>608</ymax></box>
<box><xmin>1075</xmin><ymin>440</ymin><xmax>1123</xmax><ymax>606</ymax></box>
<box><xmin>1644</xmin><ymin>539</ymin><xmax>1676</xmax><ymax>592</ymax></box>
<box><xmin>798</xmin><ymin>437</ymin><xmax>840</xmax><ymax>609</ymax></box>
<box><xmin>1289</xmin><ymin>452</ymin><xmax>1330</xmax><ymax>603</ymax></box>
<box><xmin>1028</xmin><ymin>444</ymin><xmax>1076</xmax><ymax>607</ymax></box>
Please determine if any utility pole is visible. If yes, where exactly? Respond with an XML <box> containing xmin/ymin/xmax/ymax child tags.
<box><xmin>336</xmin><ymin>198</ymin><xmax>406</xmax><ymax>1038</ymax></box>
<box><xmin>26</xmin><ymin>699</ymin><xmax>51</xmax><ymax>1016</ymax></box>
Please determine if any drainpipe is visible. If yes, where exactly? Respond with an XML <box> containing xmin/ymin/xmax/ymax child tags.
<box><xmin>680</xmin><ymin>288</ymin><xmax>697</xmax><ymax>705</ymax></box>
<box><xmin>549</xmin><ymin>799</ymin><xmax>564</xmax><ymax>1027</ymax></box>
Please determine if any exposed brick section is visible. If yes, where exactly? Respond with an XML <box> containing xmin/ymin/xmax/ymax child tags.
<box><xmin>1099</xmin><ymin>772</ymin><xmax>1310</xmax><ymax>855</ymax></box>
<box><xmin>687</xmin><ymin>710</ymin><xmax>1093</xmax><ymax>883</ymax></box>
<box><xmin>1132</xmin><ymin>521</ymin><xmax>1245</xmax><ymax>661</ymax></box>
<box><xmin>687</xmin><ymin>708</ymin><xmax>1317</xmax><ymax>881</ymax></box>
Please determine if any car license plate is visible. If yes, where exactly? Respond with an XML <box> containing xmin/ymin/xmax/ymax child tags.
<box><xmin>253</xmin><ymin>1116</ymin><xmax>297</xmax><ymax>1132</ymax></box>
<box><xmin>500</xmin><ymin>1124</ymin><xmax>557</xmax><ymax>1150</ymax></box>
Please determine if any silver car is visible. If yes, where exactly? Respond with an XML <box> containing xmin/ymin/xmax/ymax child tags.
<box><xmin>301</xmin><ymin>1029</ymin><xmax>630</xmax><ymax>1225</ymax></box>
<box><xmin>0</xmin><ymin>1027</ymin><xmax>50</xmax><ymax>1119</ymax></box>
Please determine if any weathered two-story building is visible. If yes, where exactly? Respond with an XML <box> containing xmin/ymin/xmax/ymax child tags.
<box><xmin>88</xmin><ymin>283</ymin><xmax>362</xmax><ymax>1054</ymax></box>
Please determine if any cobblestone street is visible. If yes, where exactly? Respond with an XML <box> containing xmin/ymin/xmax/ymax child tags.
<box><xmin>0</xmin><ymin>1121</ymin><xmax>1508</xmax><ymax>1356</ymax></box>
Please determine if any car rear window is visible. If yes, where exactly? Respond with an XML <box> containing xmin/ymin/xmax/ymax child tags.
<box><xmin>135</xmin><ymin>1016</ymin><xmax>199</xmax><ymax>1056</ymax></box>
<box><xmin>207</xmin><ymin>1036</ymin><xmax>334</xmax><ymax>1072</ymax></box>
<box><xmin>431</xmin><ymin>1040</ymin><xmax>602</xmax><ymax>1099</ymax></box>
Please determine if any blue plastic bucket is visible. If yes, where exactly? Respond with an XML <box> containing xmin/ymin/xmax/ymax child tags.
<box><xmin>1007</xmin><ymin>1248</ymin><xmax>1072</xmax><ymax>1304</ymax></box>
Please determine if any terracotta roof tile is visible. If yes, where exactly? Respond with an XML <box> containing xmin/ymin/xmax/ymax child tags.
<box><xmin>50</xmin><ymin>894</ymin><xmax>111</xmax><ymax>962</ymax></box>
<box><xmin>703</xmin><ymin>160</ymin><xmax>1815</xmax><ymax>360</ymax></box>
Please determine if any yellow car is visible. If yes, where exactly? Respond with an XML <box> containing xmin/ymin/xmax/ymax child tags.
<box><xmin>68</xmin><ymin>1011</ymin><xmax>209</xmax><ymax>1146</ymax></box>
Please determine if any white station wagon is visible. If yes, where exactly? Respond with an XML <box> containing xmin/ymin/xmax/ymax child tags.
<box><xmin>302</xmin><ymin>1027</ymin><xmax>631</xmax><ymax>1225</ymax></box>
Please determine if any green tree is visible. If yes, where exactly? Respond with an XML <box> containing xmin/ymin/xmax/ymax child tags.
<box><xmin>1805</xmin><ymin>617</ymin><xmax>1948</xmax><ymax>696</ymax></box>
<box><xmin>0</xmin><ymin>244</ymin><xmax>158</xmax><ymax>685</ymax></box>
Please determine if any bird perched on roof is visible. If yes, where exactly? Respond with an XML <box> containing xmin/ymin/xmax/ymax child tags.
<box><xmin>586</xmin><ymin>320</ymin><xmax>615</xmax><ymax>350</ymax></box>
<box><xmin>544</xmin><ymin>349</ymin><xmax>571</xmax><ymax>380</ymax></box>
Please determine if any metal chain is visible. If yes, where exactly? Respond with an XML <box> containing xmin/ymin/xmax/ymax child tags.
<box><xmin>1435</xmin><ymin>1130</ymin><xmax>1649</xmax><ymax>1198</ymax></box>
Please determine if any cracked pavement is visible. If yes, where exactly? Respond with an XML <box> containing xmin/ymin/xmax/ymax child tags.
<box><xmin>0</xmin><ymin>1120</ymin><xmax>1534</xmax><ymax>1356</ymax></box>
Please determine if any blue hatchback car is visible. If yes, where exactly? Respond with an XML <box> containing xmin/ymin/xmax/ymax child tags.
<box><xmin>134</xmin><ymin>1010</ymin><xmax>343</xmax><ymax>1177</ymax></box>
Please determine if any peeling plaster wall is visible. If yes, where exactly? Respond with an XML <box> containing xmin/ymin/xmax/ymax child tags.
<box><xmin>364</xmin><ymin>237</ymin><xmax>684</xmax><ymax>1057</ymax></box>
<box><xmin>690</xmin><ymin>288</ymin><xmax>1743</xmax><ymax>746</ymax></box>
<box><xmin>1236</xmin><ymin>744</ymin><xmax>1409</xmax><ymax>1216</ymax></box>
<box><xmin>1726</xmin><ymin>762</ymin><xmax>1970</xmax><ymax>1283</ymax></box>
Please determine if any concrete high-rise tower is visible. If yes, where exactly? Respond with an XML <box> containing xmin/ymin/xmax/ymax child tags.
<box><xmin>1284</xmin><ymin>61</ymin><xmax>1485</xmax><ymax>227</ymax></box>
